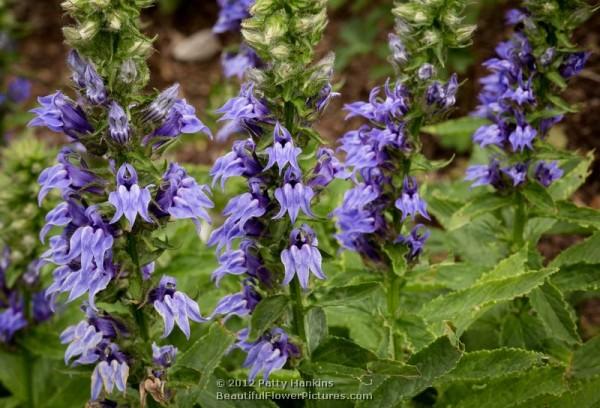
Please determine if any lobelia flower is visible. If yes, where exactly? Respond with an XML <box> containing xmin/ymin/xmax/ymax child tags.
<box><xmin>152</xmin><ymin>343</ymin><xmax>178</xmax><ymax>368</ymax></box>
<box><xmin>465</xmin><ymin>160</ymin><xmax>503</xmax><ymax>188</ymax></box>
<box><xmin>396</xmin><ymin>224</ymin><xmax>430</xmax><ymax>261</ymax></box>
<box><xmin>345</xmin><ymin>79</ymin><xmax>409</xmax><ymax>123</ymax></box>
<box><xmin>108</xmin><ymin>102</ymin><xmax>131</xmax><ymax>144</ymax></box>
<box><xmin>273</xmin><ymin>170</ymin><xmax>315</xmax><ymax>224</ymax></box>
<box><xmin>40</xmin><ymin>202</ymin><xmax>72</xmax><ymax>242</ymax></box>
<box><xmin>210</xmin><ymin>281</ymin><xmax>261</xmax><ymax>320</ymax></box>
<box><xmin>141</xmin><ymin>262</ymin><xmax>155</xmax><ymax>281</ymax></box>
<box><xmin>215</xmin><ymin>83</ymin><xmax>270</xmax><ymax>141</ymax></box>
<box><xmin>90</xmin><ymin>343</ymin><xmax>129</xmax><ymax>400</ymax></box>
<box><xmin>141</xmin><ymin>84</ymin><xmax>180</xmax><ymax>124</ymax></box>
<box><xmin>560</xmin><ymin>52</ymin><xmax>590</xmax><ymax>79</ymax></box>
<box><xmin>534</xmin><ymin>161</ymin><xmax>563</xmax><ymax>187</ymax></box>
<box><xmin>394</xmin><ymin>177</ymin><xmax>429</xmax><ymax>221</ymax></box>
<box><xmin>28</xmin><ymin>91</ymin><xmax>93</xmax><ymax>140</ymax></box>
<box><xmin>264</xmin><ymin>123</ymin><xmax>302</xmax><ymax>175</ymax></box>
<box><xmin>472</xmin><ymin>123</ymin><xmax>504</xmax><ymax>147</ymax></box>
<box><xmin>67</xmin><ymin>49</ymin><xmax>88</xmax><ymax>87</ymax></box>
<box><xmin>280</xmin><ymin>225</ymin><xmax>325</xmax><ymax>289</ymax></box>
<box><xmin>213</xmin><ymin>0</ymin><xmax>255</xmax><ymax>34</ymax></box>
<box><xmin>314</xmin><ymin>83</ymin><xmax>340</xmax><ymax>114</ymax></box>
<box><xmin>155</xmin><ymin>163</ymin><xmax>214</xmax><ymax>233</ymax></box>
<box><xmin>33</xmin><ymin>290</ymin><xmax>54</xmax><ymax>322</ymax></box>
<box><xmin>222</xmin><ymin>45</ymin><xmax>260</xmax><ymax>79</ymax></box>
<box><xmin>508</xmin><ymin>124</ymin><xmax>536</xmax><ymax>151</ymax></box>
<box><xmin>149</xmin><ymin>275</ymin><xmax>207</xmax><ymax>339</ymax></box>
<box><xmin>83</xmin><ymin>64</ymin><xmax>108</xmax><ymax>105</ymax></box>
<box><xmin>234</xmin><ymin>327</ymin><xmax>300</xmax><ymax>382</ymax></box>
<box><xmin>333</xmin><ymin>184</ymin><xmax>380</xmax><ymax>250</ymax></box>
<box><xmin>7</xmin><ymin>77</ymin><xmax>31</xmax><ymax>104</ymax></box>
<box><xmin>308</xmin><ymin>147</ymin><xmax>350</xmax><ymax>189</ymax></box>
<box><xmin>212</xmin><ymin>245</ymin><xmax>248</xmax><ymax>285</ymax></box>
<box><xmin>152</xmin><ymin>99</ymin><xmax>211</xmax><ymax>140</ymax></box>
<box><xmin>426</xmin><ymin>74</ymin><xmax>458</xmax><ymax>108</ymax></box>
<box><xmin>0</xmin><ymin>298</ymin><xmax>27</xmax><ymax>343</ymax></box>
<box><xmin>211</xmin><ymin>138</ymin><xmax>262</xmax><ymax>189</ymax></box>
<box><xmin>108</xmin><ymin>164</ymin><xmax>153</xmax><ymax>227</ymax></box>
<box><xmin>503</xmin><ymin>163</ymin><xmax>528</xmax><ymax>186</ymax></box>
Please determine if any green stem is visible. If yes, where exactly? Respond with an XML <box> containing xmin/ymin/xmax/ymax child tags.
<box><xmin>289</xmin><ymin>277</ymin><xmax>316</xmax><ymax>408</ymax></box>
<box><xmin>513</xmin><ymin>192</ymin><xmax>526</xmax><ymax>248</ymax></box>
<box><xmin>23</xmin><ymin>345</ymin><xmax>34</xmax><ymax>407</ymax></box>
<box><xmin>386</xmin><ymin>272</ymin><xmax>400</xmax><ymax>360</ymax></box>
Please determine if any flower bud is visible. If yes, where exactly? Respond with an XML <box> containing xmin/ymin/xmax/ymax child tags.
<box><xmin>119</xmin><ymin>59</ymin><xmax>138</xmax><ymax>84</ymax></box>
<box><xmin>107</xmin><ymin>12</ymin><xmax>122</xmax><ymax>31</ymax></box>
<box><xmin>264</xmin><ymin>13</ymin><xmax>287</xmax><ymax>45</ymax></box>
<box><xmin>128</xmin><ymin>38</ymin><xmax>153</xmax><ymax>57</ymax></box>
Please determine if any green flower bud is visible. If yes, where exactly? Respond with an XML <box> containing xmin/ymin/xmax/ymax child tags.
<box><xmin>119</xmin><ymin>59</ymin><xmax>138</xmax><ymax>84</ymax></box>
<box><xmin>107</xmin><ymin>11</ymin><xmax>122</xmax><ymax>31</ymax></box>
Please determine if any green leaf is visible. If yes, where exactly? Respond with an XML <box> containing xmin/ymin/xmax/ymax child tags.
<box><xmin>438</xmin><ymin>366</ymin><xmax>566</xmax><ymax>408</ymax></box>
<box><xmin>410</xmin><ymin>153</ymin><xmax>455</xmax><ymax>172</ymax></box>
<box><xmin>475</xmin><ymin>246</ymin><xmax>528</xmax><ymax>283</ymax></box>
<box><xmin>513</xmin><ymin>376</ymin><xmax>600</xmax><ymax>408</ymax></box>
<box><xmin>570</xmin><ymin>335</ymin><xmax>600</xmax><ymax>379</ymax></box>
<box><xmin>550</xmin><ymin>232</ymin><xmax>600</xmax><ymax>268</ymax></box>
<box><xmin>248</xmin><ymin>295</ymin><xmax>289</xmax><ymax>340</ymax></box>
<box><xmin>0</xmin><ymin>351</ymin><xmax>26</xmax><ymax>402</ymax></box>
<box><xmin>547</xmin><ymin>94</ymin><xmax>579</xmax><ymax>113</ymax></box>
<box><xmin>551</xmin><ymin>264</ymin><xmax>600</xmax><ymax>292</ymax></box>
<box><xmin>305</xmin><ymin>307</ymin><xmax>328</xmax><ymax>354</ymax></box>
<box><xmin>365</xmin><ymin>360</ymin><xmax>419</xmax><ymax>378</ymax></box>
<box><xmin>422</xmin><ymin>117</ymin><xmax>489</xmax><ymax>153</ymax></box>
<box><xmin>357</xmin><ymin>337</ymin><xmax>462</xmax><ymax>407</ymax></box>
<box><xmin>443</xmin><ymin>348</ymin><xmax>546</xmax><ymax>382</ymax></box>
<box><xmin>548</xmin><ymin>151</ymin><xmax>593</xmax><ymax>200</ymax></box>
<box><xmin>522</xmin><ymin>182</ymin><xmax>556</xmax><ymax>213</ymax></box>
<box><xmin>318</xmin><ymin>282</ymin><xmax>382</xmax><ymax>307</ymax></box>
<box><xmin>447</xmin><ymin>193</ymin><xmax>512</xmax><ymax>230</ymax></box>
<box><xmin>547</xmin><ymin>71</ymin><xmax>568</xmax><ymax>90</ymax></box>
<box><xmin>420</xmin><ymin>268</ymin><xmax>557</xmax><ymax>336</ymax></box>
<box><xmin>311</xmin><ymin>337</ymin><xmax>378</xmax><ymax>368</ymax></box>
<box><xmin>547</xmin><ymin>201</ymin><xmax>600</xmax><ymax>230</ymax></box>
<box><xmin>529</xmin><ymin>282</ymin><xmax>581</xmax><ymax>345</ymax></box>
<box><xmin>175</xmin><ymin>323</ymin><xmax>236</xmax><ymax>389</ymax></box>
<box><xmin>383</xmin><ymin>244</ymin><xmax>407</xmax><ymax>277</ymax></box>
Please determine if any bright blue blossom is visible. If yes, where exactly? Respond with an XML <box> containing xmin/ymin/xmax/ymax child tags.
<box><xmin>141</xmin><ymin>84</ymin><xmax>180</xmax><ymax>124</ymax></box>
<box><xmin>210</xmin><ymin>282</ymin><xmax>261</xmax><ymax>320</ymax></box>
<box><xmin>152</xmin><ymin>99</ymin><xmax>211</xmax><ymax>139</ymax></box>
<box><xmin>0</xmin><ymin>300</ymin><xmax>27</xmax><ymax>343</ymax></box>
<box><xmin>560</xmin><ymin>52</ymin><xmax>590</xmax><ymax>79</ymax></box>
<box><xmin>108</xmin><ymin>102</ymin><xmax>131</xmax><ymax>145</ymax></box>
<box><xmin>396</xmin><ymin>224</ymin><xmax>430</xmax><ymax>261</ymax></box>
<box><xmin>152</xmin><ymin>343</ymin><xmax>178</xmax><ymax>368</ymax></box>
<box><xmin>7</xmin><ymin>77</ymin><xmax>31</xmax><ymax>103</ymax></box>
<box><xmin>264</xmin><ymin>123</ymin><xmax>301</xmax><ymax>175</ymax></box>
<box><xmin>394</xmin><ymin>177</ymin><xmax>429</xmax><ymax>221</ymax></box>
<box><xmin>222</xmin><ymin>45</ymin><xmax>260</xmax><ymax>79</ymax></box>
<box><xmin>213</xmin><ymin>0</ymin><xmax>255</xmax><ymax>34</ymax></box>
<box><xmin>234</xmin><ymin>327</ymin><xmax>299</xmax><ymax>382</ymax></box>
<box><xmin>273</xmin><ymin>172</ymin><xmax>315</xmax><ymax>224</ymax></box>
<box><xmin>465</xmin><ymin>160</ymin><xmax>502</xmax><ymax>188</ymax></box>
<box><xmin>109</xmin><ymin>164</ymin><xmax>152</xmax><ymax>227</ymax></box>
<box><xmin>345</xmin><ymin>80</ymin><xmax>409</xmax><ymax>123</ymax></box>
<box><xmin>333</xmin><ymin>184</ymin><xmax>379</xmax><ymax>250</ymax></box>
<box><xmin>534</xmin><ymin>161</ymin><xmax>563</xmax><ymax>187</ymax></box>
<box><xmin>29</xmin><ymin>91</ymin><xmax>93</xmax><ymax>139</ymax></box>
<box><xmin>211</xmin><ymin>138</ymin><xmax>262</xmax><ymax>189</ymax></box>
<box><xmin>280</xmin><ymin>225</ymin><xmax>325</xmax><ymax>289</ymax></box>
<box><xmin>150</xmin><ymin>276</ymin><xmax>207</xmax><ymax>339</ymax></box>
<box><xmin>308</xmin><ymin>147</ymin><xmax>349</xmax><ymax>188</ymax></box>
<box><xmin>216</xmin><ymin>83</ymin><xmax>270</xmax><ymax>141</ymax></box>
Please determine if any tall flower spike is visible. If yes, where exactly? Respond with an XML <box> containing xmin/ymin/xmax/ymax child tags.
<box><xmin>108</xmin><ymin>164</ymin><xmax>152</xmax><ymax>227</ymax></box>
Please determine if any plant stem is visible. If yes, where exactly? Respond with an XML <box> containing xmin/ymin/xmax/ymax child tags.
<box><xmin>386</xmin><ymin>272</ymin><xmax>399</xmax><ymax>360</ymax></box>
<box><xmin>23</xmin><ymin>346</ymin><xmax>34</xmax><ymax>408</ymax></box>
<box><xmin>513</xmin><ymin>192</ymin><xmax>526</xmax><ymax>248</ymax></box>
<box><xmin>289</xmin><ymin>277</ymin><xmax>316</xmax><ymax>408</ymax></box>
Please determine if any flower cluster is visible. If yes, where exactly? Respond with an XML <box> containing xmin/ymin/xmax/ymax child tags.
<box><xmin>207</xmin><ymin>0</ymin><xmax>335</xmax><ymax>382</ymax></box>
<box><xmin>334</xmin><ymin>0</ymin><xmax>474</xmax><ymax>265</ymax></box>
<box><xmin>29</xmin><ymin>1</ymin><xmax>213</xmax><ymax>403</ymax></box>
<box><xmin>466</xmin><ymin>8</ymin><xmax>589</xmax><ymax>189</ymax></box>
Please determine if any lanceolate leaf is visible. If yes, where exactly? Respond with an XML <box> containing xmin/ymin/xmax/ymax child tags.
<box><xmin>420</xmin><ymin>268</ymin><xmax>557</xmax><ymax>336</ymax></box>
<box><xmin>311</xmin><ymin>337</ymin><xmax>378</xmax><ymax>368</ymax></box>
<box><xmin>570</xmin><ymin>335</ymin><xmax>600</xmax><ymax>379</ymax></box>
<box><xmin>551</xmin><ymin>264</ymin><xmax>600</xmax><ymax>292</ymax></box>
<box><xmin>546</xmin><ymin>202</ymin><xmax>600</xmax><ymax>230</ymax></box>
<box><xmin>529</xmin><ymin>281</ymin><xmax>581</xmax><ymax>345</ymax></box>
<box><xmin>550</xmin><ymin>232</ymin><xmax>600</xmax><ymax>268</ymax></box>
<box><xmin>447</xmin><ymin>193</ymin><xmax>512</xmax><ymax>230</ymax></box>
<box><xmin>248</xmin><ymin>295</ymin><xmax>290</xmax><ymax>341</ymax></box>
<box><xmin>475</xmin><ymin>246</ymin><xmax>528</xmax><ymax>283</ymax></box>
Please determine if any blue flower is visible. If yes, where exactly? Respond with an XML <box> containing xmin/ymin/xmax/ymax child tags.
<box><xmin>61</xmin><ymin>320</ymin><xmax>104</xmax><ymax>365</ymax></box>
<box><xmin>345</xmin><ymin>79</ymin><xmax>409</xmax><ymax>123</ymax></box>
<box><xmin>40</xmin><ymin>202</ymin><xmax>72</xmax><ymax>242</ymax></box>
<box><xmin>234</xmin><ymin>327</ymin><xmax>299</xmax><ymax>382</ymax></box>
<box><xmin>109</xmin><ymin>164</ymin><xmax>153</xmax><ymax>227</ymax></box>
<box><xmin>465</xmin><ymin>160</ymin><xmax>502</xmax><ymax>188</ymax></box>
<box><xmin>308</xmin><ymin>147</ymin><xmax>350</xmax><ymax>188</ymax></box>
<box><xmin>29</xmin><ymin>91</ymin><xmax>93</xmax><ymax>139</ymax></box>
<box><xmin>33</xmin><ymin>290</ymin><xmax>54</xmax><ymax>322</ymax></box>
<box><xmin>108</xmin><ymin>102</ymin><xmax>131</xmax><ymax>144</ymax></box>
<box><xmin>213</xmin><ymin>0</ymin><xmax>255</xmax><ymax>33</ymax></box>
<box><xmin>216</xmin><ymin>83</ymin><xmax>270</xmax><ymax>141</ymax></box>
<box><xmin>264</xmin><ymin>123</ymin><xmax>302</xmax><ymax>175</ymax></box>
<box><xmin>89</xmin><ymin>344</ymin><xmax>129</xmax><ymax>400</ymax></box>
<box><xmin>150</xmin><ymin>276</ymin><xmax>207</xmax><ymax>339</ymax></box>
<box><xmin>426</xmin><ymin>74</ymin><xmax>458</xmax><ymax>108</ymax></box>
<box><xmin>508</xmin><ymin>124</ymin><xmax>536</xmax><ymax>151</ymax></box>
<box><xmin>560</xmin><ymin>52</ymin><xmax>590</xmax><ymax>79</ymax></box>
<box><xmin>141</xmin><ymin>262</ymin><xmax>155</xmax><ymax>281</ymax></box>
<box><xmin>152</xmin><ymin>99</ymin><xmax>211</xmax><ymax>139</ymax></box>
<box><xmin>211</xmin><ymin>138</ymin><xmax>262</xmax><ymax>189</ymax></box>
<box><xmin>473</xmin><ymin>124</ymin><xmax>505</xmax><ymax>147</ymax></box>
<box><xmin>222</xmin><ymin>45</ymin><xmax>260</xmax><ymax>79</ymax></box>
<box><xmin>156</xmin><ymin>163</ymin><xmax>214</xmax><ymax>233</ymax></box>
<box><xmin>333</xmin><ymin>184</ymin><xmax>380</xmax><ymax>250</ymax></box>
<box><xmin>210</xmin><ymin>282</ymin><xmax>261</xmax><ymax>320</ymax></box>
<box><xmin>7</xmin><ymin>77</ymin><xmax>31</xmax><ymax>104</ymax></box>
<box><xmin>394</xmin><ymin>177</ymin><xmax>429</xmax><ymax>221</ymax></box>
<box><xmin>273</xmin><ymin>173</ymin><xmax>315</xmax><ymax>224</ymax></box>
<box><xmin>396</xmin><ymin>224</ymin><xmax>430</xmax><ymax>260</ymax></box>
<box><xmin>0</xmin><ymin>300</ymin><xmax>27</xmax><ymax>343</ymax></box>
<box><xmin>314</xmin><ymin>83</ymin><xmax>340</xmax><ymax>113</ymax></box>
<box><xmin>503</xmin><ymin>162</ymin><xmax>528</xmax><ymax>186</ymax></box>
<box><xmin>152</xmin><ymin>343</ymin><xmax>178</xmax><ymax>368</ymax></box>
<box><xmin>212</xmin><ymin>246</ymin><xmax>248</xmax><ymax>286</ymax></box>
<box><xmin>280</xmin><ymin>225</ymin><xmax>325</xmax><ymax>289</ymax></box>
<box><xmin>534</xmin><ymin>161</ymin><xmax>563</xmax><ymax>187</ymax></box>
<box><xmin>141</xmin><ymin>84</ymin><xmax>180</xmax><ymax>124</ymax></box>
<box><xmin>83</xmin><ymin>63</ymin><xmax>107</xmax><ymax>105</ymax></box>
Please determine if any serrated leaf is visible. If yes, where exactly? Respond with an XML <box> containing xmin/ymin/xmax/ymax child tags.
<box><xmin>550</xmin><ymin>232</ymin><xmax>600</xmax><ymax>268</ymax></box>
<box><xmin>420</xmin><ymin>268</ymin><xmax>557</xmax><ymax>336</ymax></box>
<box><xmin>545</xmin><ymin>202</ymin><xmax>600</xmax><ymax>230</ymax></box>
<box><xmin>475</xmin><ymin>246</ymin><xmax>528</xmax><ymax>283</ymax></box>
<box><xmin>248</xmin><ymin>295</ymin><xmax>289</xmax><ymax>340</ymax></box>
<box><xmin>319</xmin><ymin>282</ymin><xmax>382</xmax><ymax>307</ymax></box>
<box><xmin>422</xmin><ymin>116</ymin><xmax>489</xmax><ymax>153</ymax></box>
<box><xmin>529</xmin><ymin>281</ymin><xmax>581</xmax><ymax>345</ymax></box>
<box><xmin>383</xmin><ymin>244</ymin><xmax>407</xmax><ymax>277</ymax></box>
<box><xmin>522</xmin><ymin>182</ymin><xmax>556</xmax><ymax>213</ymax></box>
<box><xmin>443</xmin><ymin>348</ymin><xmax>546</xmax><ymax>382</ymax></box>
<box><xmin>175</xmin><ymin>323</ymin><xmax>236</xmax><ymax>388</ymax></box>
<box><xmin>551</xmin><ymin>264</ymin><xmax>600</xmax><ymax>292</ymax></box>
<box><xmin>311</xmin><ymin>337</ymin><xmax>378</xmax><ymax>368</ymax></box>
<box><xmin>366</xmin><ymin>360</ymin><xmax>419</xmax><ymax>378</ymax></box>
<box><xmin>570</xmin><ymin>335</ymin><xmax>600</xmax><ymax>379</ymax></box>
<box><xmin>447</xmin><ymin>193</ymin><xmax>512</xmax><ymax>230</ymax></box>
<box><xmin>512</xmin><ymin>376</ymin><xmax>600</xmax><ymax>408</ymax></box>
<box><xmin>305</xmin><ymin>307</ymin><xmax>327</xmax><ymax>354</ymax></box>
<box><xmin>357</xmin><ymin>337</ymin><xmax>461</xmax><ymax>407</ymax></box>
<box><xmin>410</xmin><ymin>153</ymin><xmax>455</xmax><ymax>172</ymax></box>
